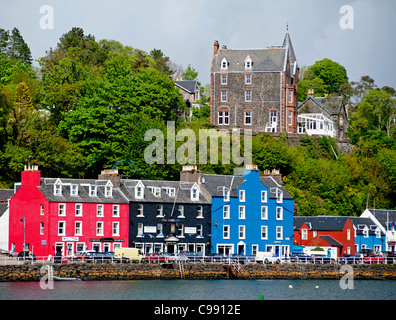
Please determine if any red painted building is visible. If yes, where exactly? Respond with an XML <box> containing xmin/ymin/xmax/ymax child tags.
<box><xmin>293</xmin><ymin>216</ymin><xmax>355</xmax><ymax>257</ymax></box>
<box><xmin>9</xmin><ymin>166</ymin><xmax>129</xmax><ymax>258</ymax></box>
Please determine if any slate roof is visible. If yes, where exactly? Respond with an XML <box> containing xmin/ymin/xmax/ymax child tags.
<box><xmin>213</xmin><ymin>48</ymin><xmax>287</xmax><ymax>73</ymax></box>
<box><xmin>294</xmin><ymin>216</ymin><xmax>349</xmax><ymax>231</ymax></box>
<box><xmin>298</xmin><ymin>96</ymin><xmax>344</xmax><ymax>116</ymax></box>
<box><xmin>121</xmin><ymin>179</ymin><xmax>211</xmax><ymax>204</ymax></box>
<box><xmin>175</xmin><ymin>80</ymin><xmax>199</xmax><ymax>94</ymax></box>
<box><xmin>0</xmin><ymin>189</ymin><xmax>14</xmax><ymax>202</ymax></box>
<box><xmin>317</xmin><ymin>235</ymin><xmax>343</xmax><ymax>247</ymax></box>
<box><xmin>201</xmin><ymin>174</ymin><xmax>293</xmax><ymax>200</ymax></box>
<box><xmin>349</xmin><ymin>217</ymin><xmax>385</xmax><ymax>236</ymax></box>
<box><xmin>37</xmin><ymin>178</ymin><xmax>129</xmax><ymax>204</ymax></box>
<box><xmin>367</xmin><ymin>209</ymin><xmax>396</xmax><ymax>229</ymax></box>
<box><xmin>0</xmin><ymin>203</ymin><xmax>8</xmax><ymax>218</ymax></box>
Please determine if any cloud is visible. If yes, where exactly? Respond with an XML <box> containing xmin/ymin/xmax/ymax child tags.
<box><xmin>0</xmin><ymin>0</ymin><xmax>395</xmax><ymax>89</ymax></box>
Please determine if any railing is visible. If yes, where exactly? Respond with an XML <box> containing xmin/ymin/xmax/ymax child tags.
<box><xmin>1</xmin><ymin>254</ymin><xmax>395</xmax><ymax>266</ymax></box>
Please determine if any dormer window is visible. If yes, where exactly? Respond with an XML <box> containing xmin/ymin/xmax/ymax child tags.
<box><xmin>191</xmin><ymin>184</ymin><xmax>199</xmax><ymax>201</ymax></box>
<box><xmin>148</xmin><ymin>186</ymin><xmax>161</xmax><ymax>197</ymax></box>
<box><xmin>135</xmin><ymin>181</ymin><xmax>144</xmax><ymax>199</ymax></box>
<box><xmin>244</xmin><ymin>56</ymin><xmax>252</xmax><ymax>70</ymax></box>
<box><xmin>220</xmin><ymin>57</ymin><xmax>228</xmax><ymax>70</ymax></box>
<box><xmin>54</xmin><ymin>179</ymin><xmax>62</xmax><ymax>196</ymax></box>
<box><xmin>276</xmin><ymin>189</ymin><xmax>283</xmax><ymax>203</ymax></box>
<box><xmin>105</xmin><ymin>181</ymin><xmax>113</xmax><ymax>197</ymax></box>
<box><xmin>70</xmin><ymin>184</ymin><xmax>78</xmax><ymax>196</ymax></box>
<box><xmin>89</xmin><ymin>185</ymin><xmax>97</xmax><ymax>197</ymax></box>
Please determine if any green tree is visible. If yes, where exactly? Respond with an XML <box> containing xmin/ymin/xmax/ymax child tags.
<box><xmin>298</xmin><ymin>58</ymin><xmax>348</xmax><ymax>101</ymax></box>
<box><xmin>7</xmin><ymin>28</ymin><xmax>32</xmax><ymax>65</ymax></box>
<box><xmin>149</xmin><ymin>48</ymin><xmax>174</xmax><ymax>76</ymax></box>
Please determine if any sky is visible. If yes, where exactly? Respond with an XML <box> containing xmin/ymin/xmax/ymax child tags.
<box><xmin>1</xmin><ymin>0</ymin><xmax>395</xmax><ymax>89</ymax></box>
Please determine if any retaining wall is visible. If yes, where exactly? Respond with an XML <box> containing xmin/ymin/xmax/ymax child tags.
<box><xmin>0</xmin><ymin>262</ymin><xmax>395</xmax><ymax>282</ymax></box>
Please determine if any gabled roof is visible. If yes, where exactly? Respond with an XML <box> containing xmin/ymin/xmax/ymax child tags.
<box><xmin>294</xmin><ymin>216</ymin><xmax>349</xmax><ymax>231</ymax></box>
<box><xmin>201</xmin><ymin>174</ymin><xmax>244</xmax><ymax>197</ymax></box>
<box><xmin>37</xmin><ymin>178</ymin><xmax>129</xmax><ymax>204</ymax></box>
<box><xmin>122</xmin><ymin>179</ymin><xmax>210</xmax><ymax>204</ymax></box>
<box><xmin>349</xmin><ymin>217</ymin><xmax>385</xmax><ymax>236</ymax></box>
<box><xmin>298</xmin><ymin>95</ymin><xmax>343</xmax><ymax>116</ymax></box>
<box><xmin>304</xmin><ymin>235</ymin><xmax>343</xmax><ymax>247</ymax></box>
<box><xmin>201</xmin><ymin>173</ymin><xmax>292</xmax><ymax>200</ymax></box>
<box><xmin>0</xmin><ymin>189</ymin><xmax>14</xmax><ymax>202</ymax></box>
<box><xmin>175</xmin><ymin>80</ymin><xmax>199</xmax><ymax>94</ymax></box>
<box><xmin>213</xmin><ymin>48</ymin><xmax>287</xmax><ymax>73</ymax></box>
<box><xmin>0</xmin><ymin>203</ymin><xmax>8</xmax><ymax>218</ymax></box>
<box><xmin>367</xmin><ymin>209</ymin><xmax>396</xmax><ymax>229</ymax></box>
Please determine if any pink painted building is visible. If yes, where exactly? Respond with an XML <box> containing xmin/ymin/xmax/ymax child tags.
<box><xmin>9</xmin><ymin>166</ymin><xmax>129</xmax><ymax>258</ymax></box>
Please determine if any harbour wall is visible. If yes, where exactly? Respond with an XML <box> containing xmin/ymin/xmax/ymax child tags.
<box><xmin>0</xmin><ymin>263</ymin><xmax>396</xmax><ymax>281</ymax></box>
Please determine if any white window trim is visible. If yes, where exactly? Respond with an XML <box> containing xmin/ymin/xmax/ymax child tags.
<box><xmin>96</xmin><ymin>221</ymin><xmax>104</xmax><ymax>236</ymax></box>
<box><xmin>54</xmin><ymin>179</ymin><xmax>62</xmax><ymax>196</ymax></box>
<box><xmin>135</xmin><ymin>181</ymin><xmax>144</xmax><ymax>199</ymax></box>
<box><xmin>223</xmin><ymin>205</ymin><xmax>230</xmax><ymax>219</ymax></box>
<box><xmin>223</xmin><ymin>225</ymin><xmax>230</xmax><ymax>239</ymax></box>
<box><xmin>239</xmin><ymin>190</ymin><xmax>245</xmax><ymax>202</ymax></box>
<box><xmin>75</xmin><ymin>221</ymin><xmax>82</xmax><ymax>236</ymax></box>
<box><xmin>58</xmin><ymin>203</ymin><xmax>66</xmax><ymax>216</ymax></box>
<box><xmin>89</xmin><ymin>185</ymin><xmax>97</xmax><ymax>197</ymax></box>
<box><xmin>238</xmin><ymin>206</ymin><xmax>245</xmax><ymax>219</ymax></box>
<box><xmin>261</xmin><ymin>226</ymin><xmax>268</xmax><ymax>240</ymax></box>
<box><xmin>220</xmin><ymin>57</ymin><xmax>228</xmax><ymax>70</ymax></box>
<box><xmin>276</xmin><ymin>226</ymin><xmax>283</xmax><ymax>240</ymax></box>
<box><xmin>58</xmin><ymin>221</ymin><xmax>66</xmax><ymax>236</ymax></box>
<box><xmin>261</xmin><ymin>191</ymin><xmax>267</xmax><ymax>203</ymax></box>
<box><xmin>239</xmin><ymin>225</ymin><xmax>245</xmax><ymax>239</ymax></box>
<box><xmin>105</xmin><ymin>181</ymin><xmax>113</xmax><ymax>197</ymax></box>
<box><xmin>112</xmin><ymin>222</ymin><xmax>120</xmax><ymax>236</ymax></box>
<box><xmin>75</xmin><ymin>203</ymin><xmax>83</xmax><ymax>217</ymax></box>
<box><xmin>261</xmin><ymin>206</ymin><xmax>268</xmax><ymax>220</ymax></box>
<box><xmin>97</xmin><ymin>204</ymin><xmax>104</xmax><ymax>217</ymax></box>
<box><xmin>276</xmin><ymin>207</ymin><xmax>283</xmax><ymax>220</ymax></box>
<box><xmin>113</xmin><ymin>205</ymin><xmax>120</xmax><ymax>217</ymax></box>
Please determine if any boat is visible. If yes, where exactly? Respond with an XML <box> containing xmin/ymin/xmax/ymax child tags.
<box><xmin>53</xmin><ymin>275</ymin><xmax>81</xmax><ymax>281</ymax></box>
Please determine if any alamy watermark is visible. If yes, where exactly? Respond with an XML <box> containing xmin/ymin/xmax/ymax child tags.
<box><xmin>39</xmin><ymin>5</ymin><xmax>54</xmax><ymax>30</ymax></box>
<box><xmin>339</xmin><ymin>5</ymin><xmax>354</xmax><ymax>30</ymax></box>
<box><xmin>144</xmin><ymin>121</ymin><xmax>252</xmax><ymax>166</ymax></box>
<box><xmin>39</xmin><ymin>265</ymin><xmax>54</xmax><ymax>290</ymax></box>
<box><xmin>339</xmin><ymin>265</ymin><xmax>354</xmax><ymax>290</ymax></box>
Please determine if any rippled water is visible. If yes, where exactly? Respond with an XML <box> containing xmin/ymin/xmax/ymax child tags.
<box><xmin>0</xmin><ymin>279</ymin><xmax>395</xmax><ymax>300</ymax></box>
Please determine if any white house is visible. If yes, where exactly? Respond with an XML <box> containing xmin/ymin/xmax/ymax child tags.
<box><xmin>360</xmin><ymin>208</ymin><xmax>396</xmax><ymax>252</ymax></box>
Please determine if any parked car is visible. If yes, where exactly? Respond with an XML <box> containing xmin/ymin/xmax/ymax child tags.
<box><xmin>310</xmin><ymin>254</ymin><xmax>335</xmax><ymax>264</ymax></box>
<box><xmin>175</xmin><ymin>251</ymin><xmax>204</xmax><ymax>262</ymax></box>
<box><xmin>17</xmin><ymin>251</ymin><xmax>36</xmax><ymax>261</ymax></box>
<box><xmin>382</xmin><ymin>251</ymin><xmax>396</xmax><ymax>264</ymax></box>
<box><xmin>144</xmin><ymin>253</ymin><xmax>171</xmax><ymax>263</ymax></box>
<box><xmin>363</xmin><ymin>254</ymin><xmax>385</xmax><ymax>264</ymax></box>
<box><xmin>158</xmin><ymin>252</ymin><xmax>176</xmax><ymax>262</ymax></box>
<box><xmin>360</xmin><ymin>249</ymin><xmax>374</xmax><ymax>257</ymax></box>
<box><xmin>289</xmin><ymin>252</ymin><xmax>313</xmax><ymax>263</ymax></box>
<box><xmin>84</xmin><ymin>251</ymin><xmax>113</xmax><ymax>263</ymax></box>
<box><xmin>338</xmin><ymin>254</ymin><xmax>362</xmax><ymax>264</ymax></box>
<box><xmin>255</xmin><ymin>251</ymin><xmax>281</xmax><ymax>264</ymax></box>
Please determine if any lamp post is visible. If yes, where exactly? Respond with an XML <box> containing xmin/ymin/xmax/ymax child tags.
<box><xmin>20</xmin><ymin>217</ymin><xmax>25</xmax><ymax>261</ymax></box>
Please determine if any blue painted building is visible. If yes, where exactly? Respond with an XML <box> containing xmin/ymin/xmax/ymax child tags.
<box><xmin>200</xmin><ymin>166</ymin><xmax>294</xmax><ymax>258</ymax></box>
<box><xmin>350</xmin><ymin>217</ymin><xmax>386</xmax><ymax>253</ymax></box>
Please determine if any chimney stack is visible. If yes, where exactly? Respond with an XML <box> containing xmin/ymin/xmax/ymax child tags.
<box><xmin>214</xmin><ymin>40</ymin><xmax>219</xmax><ymax>56</ymax></box>
<box><xmin>98</xmin><ymin>169</ymin><xmax>121</xmax><ymax>188</ymax></box>
<box><xmin>21</xmin><ymin>164</ymin><xmax>41</xmax><ymax>187</ymax></box>
<box><xmin>180</xmin><ymin>165</ymin><xmax>203</xmax><ymax>184</ymax></box>
<box><xmin>308</xmin><ymin>89</ymin><xmax>314</xmax><ymax>98</ymax></box>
